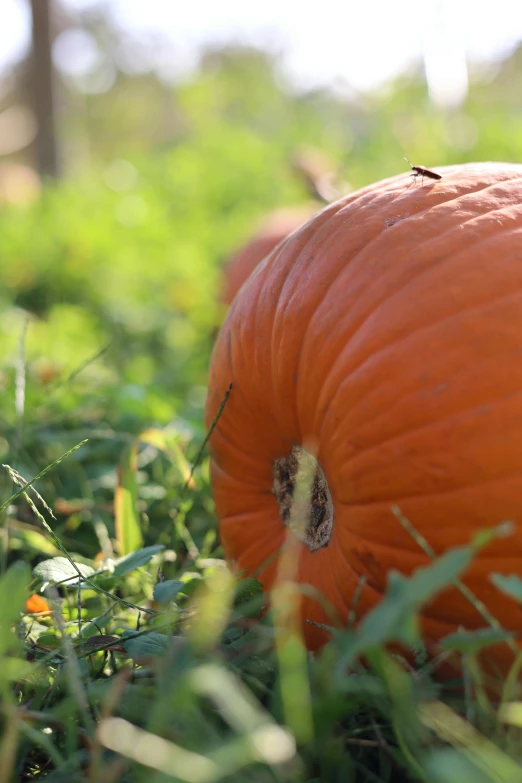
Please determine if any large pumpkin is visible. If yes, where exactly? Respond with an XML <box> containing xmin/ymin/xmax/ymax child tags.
<box><xmin>206</xmin><ymin>162</ymin><xmax>522</xmax><ymax>672</ymax></box>
<box><xmin>222</xmin><ymin>205</ymin><xmax>319</xmax><ymax>305</ymax></box>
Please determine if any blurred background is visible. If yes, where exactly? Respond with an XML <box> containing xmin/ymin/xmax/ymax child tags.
<box><xmin>1</xmin><ymin>0</ymin><xmax>522</xmax><ymax>512</ymax></box>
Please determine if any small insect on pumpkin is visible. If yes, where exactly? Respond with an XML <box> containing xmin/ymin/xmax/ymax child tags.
<box><xmin>404</xmin><ymin>156</ymin><xmax>442</xmax><ymax>186</ymax></box>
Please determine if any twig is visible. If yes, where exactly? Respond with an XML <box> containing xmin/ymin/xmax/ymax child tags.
<box><xmin>181</xmin><ymin>382</ymin><xmax>232</xmax><ymax>498</ymax></box>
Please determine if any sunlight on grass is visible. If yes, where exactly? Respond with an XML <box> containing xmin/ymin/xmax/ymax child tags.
<box><xmin>3</xmin><ymin>32</ymin><xmax>522</xmax><ymax>781</ymax></box>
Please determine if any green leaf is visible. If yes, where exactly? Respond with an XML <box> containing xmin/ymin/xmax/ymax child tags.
<box><xmin>31</xmin><ymin>632</ymin><xmax>61</xmax><ymax>649</ymax></box>
<box><xmin>88</xmin><ymin>573</ymin><xmax>116</xmax><ymax>592</ymax></box>
<box><xmin>339</xmin><ymin>545</ymin><xmax>473</xmax><ymax>662</ymax></box>
<box><xmin>490</xmin><ymin>573</ymin><xmax>522</xmax><ymax>604</ymax></box>
<box><xmin>425</xmin><ymin>746</ymin><xmax>522</xmax><ymax>783</ymax></box>
<box><xmin>33</xmin><ymin>557</ymin><xmax>95</xmax><ymax>588</ymax></box>
<box><xmin>232</xmin><ymin>577</ymin><xmax>264</xmax><ymax>618</ymax></box>
<box><xmin>440</xmin><ymin>627</ymin><xmax>515</xmax><ymax>655</ymax></box>
<box><xmin>2</xmin><ymin>658</ymin><xmax>34</xmax><ymax>682</ymax></box>
<box><xmin>123</xmin><ymin>631</ymin><xmax>180</xmax><ymax>661</ymax></box>
<box><xmin>366</xmin><ymin>648</ymin><xmax>424</xmax><ymax>748</ymax></box>
<box><xmin>114</xmin><ymin>442</ymin><xmax>143</xmax><ymax>556</ymax></box>
<box><xmin>233</xmin><ymin>578</ymin><xmax>263</xmax><ymax>606</ymax></box>
<box><xmin>153</xmin><ymin>580</ymin><xmax>185</xmax><ymax>604</ymax></box>
<box><xmin>112</xmin><ymin>545</ymin><xmax>165</xmax><ymax>578</ymax></box>
<box><xmin>400</xmin><ymin>546</ymin><xmax>474</xmax><ymax>605</ymax></box>
<box><xmin>9</xmin><ymin>528</ymin><xmax>60</xmax><ymax>556</ymax></box>
<box><xmin>424</xmin><ymin>749</ymin><xmax>494</xmax><ymax>783</ymax></box>
<box><xmin>79</xmin><ymin>615</ymin><xmax>114</xmax><ymax>640</ymax></box>
<box><xmin>0</xmin><ymin>561</ymin><xmax>31</xmax><ymax>655</ymax></box>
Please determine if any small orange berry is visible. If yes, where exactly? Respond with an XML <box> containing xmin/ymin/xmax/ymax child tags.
<box><xmin>25</xmin><ymin>594</ymin><xmax>51</xmax><ymax>616</ymax></box>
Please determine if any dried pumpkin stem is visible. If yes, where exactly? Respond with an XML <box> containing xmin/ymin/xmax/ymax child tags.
<box><xmin>273</xmin><ymin>445</ymin><xmax>334</xmax><ymax>551</ymax></box>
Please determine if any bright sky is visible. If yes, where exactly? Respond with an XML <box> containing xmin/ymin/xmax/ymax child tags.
<box><xmin>2</xmin><ymin>0</ymin><xmax>522</xmax><ymax>97</ymax></box>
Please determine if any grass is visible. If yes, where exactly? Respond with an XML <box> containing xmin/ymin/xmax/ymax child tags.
<box><xmin>3</xmin><ymin>408</ymin><xmax>522</xmax><ymax>783</ymax></box>
<box><xmin>4</xmin><ymin>42</ymin><xmax>522</xmax><ymax>780</ymax></box>
<box><xmin>1</xmin><ymin>189</ymin><xmax>522</xmax><ymax>780</ymax></box>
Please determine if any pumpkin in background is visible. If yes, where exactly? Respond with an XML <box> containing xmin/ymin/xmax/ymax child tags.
<box><xmin>221</xmin><ymin>147</ymin><xmax>346</xmax><ymax>305</ymax></box>
<box><xmin>222</xmin><ymin>205</ymin><xmax>319</xmax><ymax>305</ymax></box>
<box><xmin>206</xmin><ymin>162</ymin><xmax>522</xmax><ymax>677</ymax></box>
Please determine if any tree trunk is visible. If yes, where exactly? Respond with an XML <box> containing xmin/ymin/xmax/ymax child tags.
<box><xmin>29</xmin><ymin>0</ymin><xmax>60</xmax><ymax>178</ymax></box>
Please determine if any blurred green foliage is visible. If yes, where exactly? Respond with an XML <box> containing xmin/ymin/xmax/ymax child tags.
<box><xmin>0</xmin><ymin>47</ymin><xmax>349</xmax><ymax>537</ymax></box>
<box><xmin>2</xmin><ymin>44</ymin><xmax>522</xmax><ymax>399</ymax></box>
<box><xmin>2</xmin><ymin>30</ymin><xmax>522</xmax><ymax>782</ymax></box>
<box><xmin>1</xmin><ymin>42</ymin><xmax>522</xmax><ymax>560</ymax></box>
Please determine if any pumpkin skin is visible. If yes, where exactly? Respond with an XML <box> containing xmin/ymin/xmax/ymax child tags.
<box><xmin>222</xmin><ymin>205</ymin><xmax>319</xmax><ymax>305</ymax></box>
<box><xmin>206</xmin><ymin>162</ymin><xmax>522</xmax><ymax>673</ymax></box>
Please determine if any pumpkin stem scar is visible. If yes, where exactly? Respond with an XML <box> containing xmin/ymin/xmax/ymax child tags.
<box><xmin>273</xmin><ymin>445</ymin><xmax>334</xmax><ymax>551</ymax></box>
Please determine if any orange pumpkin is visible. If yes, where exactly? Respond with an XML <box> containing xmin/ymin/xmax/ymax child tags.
<box><xmin>206</xmin><ymin>162</ymin><xmax>522</xmax><ymax>673</ymax></box>
<box><xmin>222</xmin><ymin>205</ymin><xmax>319</xmax><ymax>305</ymax></box>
